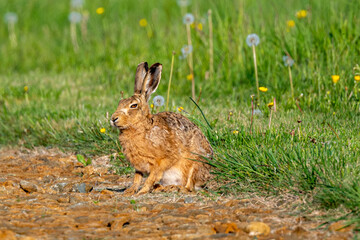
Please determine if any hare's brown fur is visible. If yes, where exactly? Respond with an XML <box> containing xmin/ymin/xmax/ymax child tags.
<box><xmin>111</xmin><ymin>62</ymin><xmax>212</xmax><ymax>195</ymax></box>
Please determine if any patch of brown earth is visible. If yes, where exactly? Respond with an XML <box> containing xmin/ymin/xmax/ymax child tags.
<box><xmin>0</xmin><ymin>148</ymin><xmax>354</xmax><ymax>239</ymax></box>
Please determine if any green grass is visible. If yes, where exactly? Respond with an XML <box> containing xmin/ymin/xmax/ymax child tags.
<box><xmin>1</xmin><ymin>0</ymin><xmax>359</xmax><ymax>233</ymax></box>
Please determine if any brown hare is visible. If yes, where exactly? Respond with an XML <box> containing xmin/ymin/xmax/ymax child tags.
<box><xmin>111</xmin><ymin>62</ymin><xmax>213</xmax><ymax>196</ymax></box>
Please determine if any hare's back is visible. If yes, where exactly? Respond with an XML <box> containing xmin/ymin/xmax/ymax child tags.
<box><xmin>154</xmin><ymin>112</ymin><xmax>212</xmax><ymax>157</ymax></box>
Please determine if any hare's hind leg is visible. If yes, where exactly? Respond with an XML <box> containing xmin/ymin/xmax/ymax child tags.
<box><xmin>123</xmin><ymin>171</ymin><xmax>143</xmax><ymax>196</ymax></box>
<box><xmin>185</xmin><ymin>166</ymin><xmax>196</xmax><ymax>191</ymax></box>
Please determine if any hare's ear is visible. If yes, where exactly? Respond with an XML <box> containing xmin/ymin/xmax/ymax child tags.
<box><xmin>141</xmin><ymin>63</ymin><xmax>162</xmax><ymax>101</ymax></box>
<box><xmin>134</xmin><ymin>62</ymin><xmax>149</xmax><ymax>94</ymax></box>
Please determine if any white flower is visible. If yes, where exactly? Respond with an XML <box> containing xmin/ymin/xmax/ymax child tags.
<box><xmin>177</xmin><ymin>0</ymin><xmax>190</xmax><ymax>7</ymax></box>
<box><xmin>4</xmin><ymin>12</ymin><xmax>18</xmax><ymax>24</ymax></box>
<box><xmin>68</xmin><ymin>12</ymin><xmax>82</xmax><ymax>23</ymax></box>
<box><xmin>283</xmin><ymin>55</ymin><xmax>294</xmax><ymax>67</ymax></box>
<box><xmin>246</xmin><ymin>33</ymin><xmax>260</xmax><ymax>47</ymax></box>
<box><xmin>181</xmin><ymin>45</ymin><xmax>193</xmax><ymax>58</ymax></box>
<box><xmin>71</xmin><ymin>0</ymin><xmax>84</xmax><ymax>8</ymax></box>
<box><xmin>183</xmin><ymin>13</ymin><xmax>194</xmax><ymax>25</ymax></box>
<box><xmin>153</xmin><ymin>95</ymin><xmax>165</xmax><ymax>107</ymax></box>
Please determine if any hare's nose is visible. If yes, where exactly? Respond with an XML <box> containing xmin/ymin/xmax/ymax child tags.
<box><xmin>112</xmin><ymin>117</ymin><xmax>118</xmax><ymax>123</ymax></box>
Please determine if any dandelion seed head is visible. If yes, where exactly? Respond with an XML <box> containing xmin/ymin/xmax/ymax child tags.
<box><xmin>181</xmin><ymin>45</ymin><xmax>193</xmax><ymax>58</ymax></box>
<box><xmin>177</xmin><ymin>0</ymin><xmax>190</xmax><ymax>7</ymax></box>
<box><xmin>283</xmin><ymin>55</ymin><xmax>294</xmax><ymax>67</ymax></box>
<box><xmin>153</xmin><ymin>95</ymin><xmax>165</xmax><ymax>107</ymax></box>
<box><xmin>246</xmin><ymin>33</ymin><xmax>260</xmax><ymax>47</ymax></box>
<box><xmin>4</xmin><ymin>12</ymin><xmax>18</xmax><ymax>24</ymax></box>
<box><xmin>71</xmin><ymin>0</ymin><xmax>84</xmax><ymax>8</ymax></box>
<box><xmin>68</xmin><ymin>11</ymin><xmax>82</xmax><ymax>23</ymax></box>
<box><xmin>183</xmin><ymin>13</ymin><xmax>194</xmax><ymax>25</ymax></box>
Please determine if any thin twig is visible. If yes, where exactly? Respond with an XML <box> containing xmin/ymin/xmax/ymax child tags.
<box><xmin>252</xmin><ymin>45</ymin><xmax>260</xmax><ymax>101</ymax></box>
<box><xmin>186</xmin><ymin>24</ymin><xmax>195</xmax><ymax>99</ymax></box>
<box><xmin>250</xmin><ymin>96</ymin><xmax>254</xmax><ymax>134</ymax></box>
<box><xmin>166</xmin><ymin>51</ymin><xmax>175</xmax><ymax>111</ymax></box>
<box><xmin>288</xmin><ymin>65</ymin><xmax>294</xmax><ymax>99</ymax></box>
<box><xmin>208</xmin><ymin>9</ymin><xmax>214</xmax><ymax>80</ymax></box>
<box><xmin>327</xmin><ymin>123</ymin><xmax>340</xmax><ymax>140</ymax></box>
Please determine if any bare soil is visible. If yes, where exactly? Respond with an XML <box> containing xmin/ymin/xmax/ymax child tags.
<box><xmin>0</xmin><ymin>148</ymin><xmax>354</xmax><ymax>239</ymax></box>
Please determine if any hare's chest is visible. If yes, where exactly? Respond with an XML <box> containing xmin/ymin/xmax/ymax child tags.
<box><xmin>119</xmin><ymin>135</ymin><xmax>154</xmax><ymax>173</ymax></box>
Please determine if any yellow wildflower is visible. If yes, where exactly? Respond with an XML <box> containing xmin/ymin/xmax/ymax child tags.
<box><xmin>229</xmin><ymin>111</ymin><xmax>233</xmax><ymax>116</ymax></box>
<box><xmin>259</xmin><ymin>87</ymin><xmax>268</xmax><ymax>92</ymax></box>
<box><xmin>96</xmin><ymin>7</ymin><xmax>104</xmax><ymax>15</ymax></box>
<box><xmin>287</xmin><ymin>20</ymin><xmax>295</xmax><ymax>28</ymax></box>
<box><xmin>267</xmin><ymin>102</ymin><xmax>274</xmax><ymax>108</ymax></box>
<box><xmin>296</xmin><ymin>10</ymin><xmax>307</xmax><ymax>19</ymax></box>
<box><xmin>24</xmin><ymin>86</ymin><xmax>29</xmax><ymax>92</ymax></box>
<box><xmin>177</xmin><ymin>106</ymin><xmax>184</xmax><ymax>112</ymax></box>
<box><xmin>100</xmin><ymin>128</ymin><xmax>106</xmax><ymax>133</ymax></box>
<box><xmin>139</xmin><ymin>18</ymin><xmax>147</xmax><ymax>27</ymax></box>
<box><xmin>233</xmin><ymin>130</ymin><xmax>239</xmax><ymax>134</ymax></box>
<box><xmin>354</xmin><ymin>75</ymin><xmax>360</xmax><ymax>82</ymax></box>
<box><xmin>332</xmin><ymin>75</ymin><xmax>340</xmax><ymax>84</ymax></box>
<box><xmin>150</xmin><ymin>104</ymin><xmax>154</xmax><ymax>108</ymax></box>
<box><xmin>186</xmin><ymin>74</ymin><xmax>193</xmax><ymax>81</ymax></box>
<box><xmin>333</xmin><ymin>112</ymin><xmax>336</xmax><ymax>115</ymax></box>
<box><xmin>326</xmin><ymin>91</ymin><xmax>331</xmax><ymax>95</ymax></box>
<box><xmin>197</xmin><ymin>23</ymin><xmax>203</xmax><ymax>31</ymax></box>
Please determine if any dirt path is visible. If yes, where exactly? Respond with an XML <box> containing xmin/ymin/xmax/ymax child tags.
<box><xmin>0</xmin><ymin>148</ymin><xmax>354</xmax><ymax>239</ymax></box>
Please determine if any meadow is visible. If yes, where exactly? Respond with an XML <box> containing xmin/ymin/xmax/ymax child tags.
<box><xmin>0</xmin><ymin>0</ymin><xmax>359</xmax><ymax>232</ymax></box>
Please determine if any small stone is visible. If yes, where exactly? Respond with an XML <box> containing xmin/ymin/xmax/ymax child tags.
<box><xmin>51</xmin><ymin>182</ymin><xmax>68</xmax><ymax>193</ymax></box>
<box><xmin>100</xmin><ymin>189</ymin><xmax>114</xmax><ymax>195</ymax></box>
<box><xmin>76</xmin><ymin>183</ymin><xmax>86</xmax><ymax>193</ymax></box>
<box><xmin>20</xmin><ymin>180</ymin><xmax>38</xmax><ymax>193</ymax></box>
<box><xmin>213</xmin><ymin>222</ymin><xmax>239</xmax><ymax>234</ymax></box>
<box><xmin>111</xmin><ymin>217</ymin><xmax>131</xmax><ymax>231</ymax></box>
<box><xmin>245</xmin><ymin>222</ymin><xmax>270</xmax><ymax>236</ymax></box>
<box><xmin>224</xmin><ymin>199</ymin><xmax>240</xmax><ymax>207</ymax></box>
<box><xmin>184</xmin><ymin>196</ymin><xmax>193</xmax><ymax>204</ymax></box>
<box><xmin>75</xmin><ymin>183</ymin><xmax>93</xmax><ymax>193</ymax></box>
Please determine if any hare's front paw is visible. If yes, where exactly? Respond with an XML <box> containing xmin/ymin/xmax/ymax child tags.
<box><xmin>135</xmin><ymin>186</ymin><xmax>151</xmax><ymax>196</ymax></box>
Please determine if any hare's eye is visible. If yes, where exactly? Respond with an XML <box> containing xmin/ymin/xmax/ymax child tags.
<box><xmin>130</xmin><ymin>103</ymin><xmax>138</xmax><ymax>109</ymax></box>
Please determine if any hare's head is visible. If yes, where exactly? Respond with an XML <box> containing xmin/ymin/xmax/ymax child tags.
<box><xmin>111</xmin><ymin>62</ymin><xmax>162</xmax><ymax>130</ymax></box>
